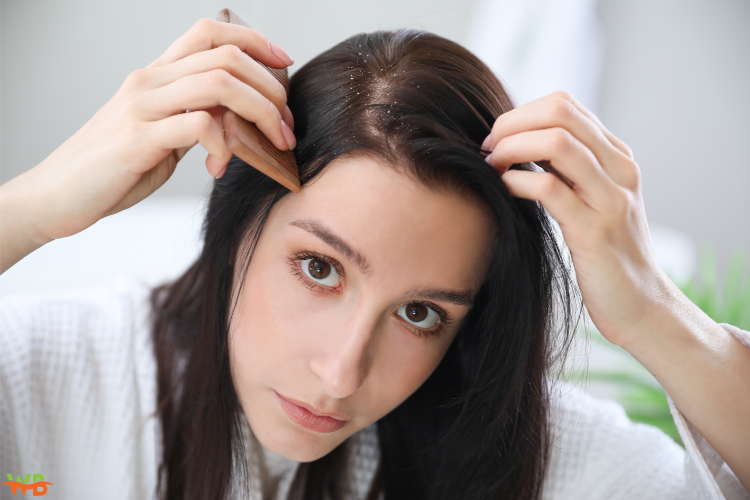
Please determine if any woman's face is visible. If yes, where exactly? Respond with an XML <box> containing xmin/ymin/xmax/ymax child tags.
<box><xmin>229</xmin><ymin>156</ymin><xmax>493</xmax><ymax>461</ymax></box>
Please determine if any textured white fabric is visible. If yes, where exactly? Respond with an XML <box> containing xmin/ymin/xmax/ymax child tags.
<box><xmin>1</xmin><ymin>277</ymin><xmax>748</xmax><ymax>500</ymax></box>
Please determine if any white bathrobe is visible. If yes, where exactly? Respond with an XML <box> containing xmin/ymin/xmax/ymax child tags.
<box><xmin>1</xmin><ymin>277</ymin><xmax>748</xmax><ymax>499</ymax></box>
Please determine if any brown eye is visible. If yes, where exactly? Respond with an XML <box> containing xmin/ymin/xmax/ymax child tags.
<box><xmin>308</xmin><ymin>258</ymin><xmax>331</xmax><ymax>279</ymax></box>
<box><xmin>405</xmin><ymin>303</ymin><xmax>428</xmax><ymax>322</ymax></box>
<box><xmin>397</xmin><ymin>302</ymin><xmax>439</xmax><ymax>328</ymax></box>
<box><xmin>300</xmin><ymin>256</ymin><xmax>341</xmax><ymax>287</ymax></box>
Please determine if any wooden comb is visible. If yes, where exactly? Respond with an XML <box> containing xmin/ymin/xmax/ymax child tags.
<box><xmin>216</xmin><ymin>8</ymin><xmax>300</xmax><ymax>192</ymax></box>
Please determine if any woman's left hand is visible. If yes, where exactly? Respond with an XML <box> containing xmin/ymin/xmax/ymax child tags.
<box><xmin>483</xmin><ymin>91</ymin><xmax>750</xmax><ymax>491</ymax></box>
<box><xmin>482</xmin><ymin>90</ymin><xmax>668</xmax><ymax>350</ymax></box>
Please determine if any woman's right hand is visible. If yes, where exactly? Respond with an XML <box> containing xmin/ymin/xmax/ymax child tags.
<box><xmin>0</xmin><ymin>18</ymin><xmax>296</xmax><ymax>273</ymax></box>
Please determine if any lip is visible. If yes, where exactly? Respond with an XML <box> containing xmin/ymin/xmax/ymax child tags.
<box><xmin>274</xmin><ymin>391</ymin><xmax>349</xmax><ymax>434</ymax></box>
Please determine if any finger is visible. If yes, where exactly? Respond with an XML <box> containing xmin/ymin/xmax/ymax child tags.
<box><xmin>146</xmin><ymin>110</ymin><xmax>232</xmax><ymax>177</ymax></box>
<box><xmin>283</xmin><ymin>105</ymin><xmax>294</xmax><ymax>131</ymax></box>
<box><xmin>483</xmin><ymin>92</ymin><xmax>626</xmax><ymax>172</ymax></box>
<box><xmin>137</xmin><ymin>69</ymin><xmax>291</xmax><ymax>151</ymax></box>
<box><xmin>486</xmin><ymin>128</ymin><xmax>620</xmax><ymax>212</ymax></box>
<box><xmin>138</xmin><ymin>44</ymin><xmax>287</xmax><ymax>113</ymax></box>
<box><xmin>552</xmin><ymin>93</ymin><xmax>640</xmax><ymax>189</ymax></box>
<box><xmin>501</xmin><ymin>169</ymin><xmax>592</xmax><ymax>228</ymax></box>
<box><xmin>485</xmin><ymin>91</ymin><xmax>632</xmax><ymax>159</ymax></box>
<box><xmin>564</xmin><ymin>94</ymin><xmax>633</xmax><ymax>159</ymax></box>
<box><xmin>149</xmin><ymin>18</ymin><xmax>293</xmax><ymax>69</ymax></box>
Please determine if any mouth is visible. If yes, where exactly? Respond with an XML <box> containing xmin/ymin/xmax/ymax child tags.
<box><xmin>274</xmin><ymin>391</ymin><xmax>349</xmax><ymax>433</ymax></box>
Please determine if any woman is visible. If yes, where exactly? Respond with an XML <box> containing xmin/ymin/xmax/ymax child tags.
<box><xmin>0</xmin><ymin>18</ymin><xmax>748</xmax><ymax>500</ymax></box>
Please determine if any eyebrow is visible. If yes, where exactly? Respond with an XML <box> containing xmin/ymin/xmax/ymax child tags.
<box><xmin>289</xmin><ymin>219</ymin><xmax>475</xmax><ymax>308</ymax></box>
<box><xmin>290</xmin><ymin>219</ymin><xmax>372</xmax><ymax>275</ymax></box>
<box><xmin>406</xmin><ymin>288</ymin><xmax>475</xmax><ymax>308</ymax></box>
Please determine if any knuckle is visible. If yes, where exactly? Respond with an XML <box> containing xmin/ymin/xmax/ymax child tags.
<box><xmin>192</xmin><ymin>18</ymin><xmax>216</xmax><ymax>36</ymax></box>
<box><xmin>124</xmin><ymin>68</ymin><xmax>150</xmax><ymax>89</ymax></box>
<box><xmin>493</xmin><ymin>111</ymin><xmax>509</xmax><ymax>130</ymax></box>
<box><xmin>550</xmin><ymin>90</ymin><xmax>574</xmax><ymax>102</ymax></box>
<box><xmin>246</xmin><ymin>28</ymin><xmax>268</xmax><ymax>47</ymax></box>
<box><xmin>220</xmin><ymin>43</ymin><xmax>245</xmax><ymax>63</ymax></box>
<box><xmin>263</xmin><ymin>98</ymin><xmax>281</xmax><ymax>122</ymax></box>
<box><xmin>620</xmin><ymin>159</ymin><xmax>642</xmax><ymax>188</ymax></box>
<box><xmin>547</xmin><ymin>128</ymin><xmax>574</xmax><ymax>153</ymax></box>
<box><xmin>539</xmin><ymin>174</ymin><xmax>562</xmax><ymax>198</ymax></box>
<box><xmin>205</xmin><ymin>68</ymin><xmax>233</xmax><ymax>87</ymax></box>
<box><xmin>268</xmin><ymin>78</ymin><xmax>287</xmax><ymax>108</ymax></box>
<box><xmin>548</xmin><ymin>97</ymin><xmax>575</xmax><ymax>122</ymax></box>
<box><xmin>490</xmin><ymin>113</ymin><xmax>508</xmax><ymax>140</ymax></box>
<box><xmin>611</xmin><ymin>189</ymin><xmax>630</xmax><ymax>214</ymax></box>
<box><xmin>189</xmin><ymin>111</ymin><xmax>214</xmax><ymax>134</ymax></box>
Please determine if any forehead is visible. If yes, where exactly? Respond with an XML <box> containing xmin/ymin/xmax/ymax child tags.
<box><xmin>267</xmin><ymin>155</ymin><xmax>493</xmax><ymax>290</ymax></box>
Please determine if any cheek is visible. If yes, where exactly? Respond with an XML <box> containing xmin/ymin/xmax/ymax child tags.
<box><xmin>230</xmin><ymin>255</ymin><xmax>340</xmax><ymax>392</ymax></box>
<box><xmin>231</xmin><ymin>258</ymin><xmax>304</xmax><ymax>387</ymax></box>
<box><xmin>364</xmin><ymin>329</ymin><xmax>454</xmax><ymax>421</ymax></box>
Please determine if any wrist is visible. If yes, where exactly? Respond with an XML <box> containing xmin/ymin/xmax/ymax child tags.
<box><xmin>620</xmin><ymin>277</ymin><xmax>728</xmax><ymax>372</ymax></box>
<box><xmin>0</xmin><ymin>175</ymin><xmax>55</xmax><ymax>273</ymax></box>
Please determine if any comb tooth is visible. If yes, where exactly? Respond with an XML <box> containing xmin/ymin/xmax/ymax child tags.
<box><xmin>216</xmin><ymin>8</ymin><xmax>299</xmax><ymax>191</ymax></box>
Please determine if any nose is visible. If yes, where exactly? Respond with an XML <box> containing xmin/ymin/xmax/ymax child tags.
<box><xmin>308</xmin><ymin>308</ymin><xmax>377</xmax><ymax>399</ymax></box>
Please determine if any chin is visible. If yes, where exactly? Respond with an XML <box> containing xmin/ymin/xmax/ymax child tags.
<box><xmin>253</xmin><ymin>422</ymin><xmax>344</xmax><ymax>462</ymax></box>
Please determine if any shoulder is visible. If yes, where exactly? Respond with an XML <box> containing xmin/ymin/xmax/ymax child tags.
<box><xmin>544</xmin><ymin>382</ymin><xmax>688</xmax><ymax>500</ymax></box>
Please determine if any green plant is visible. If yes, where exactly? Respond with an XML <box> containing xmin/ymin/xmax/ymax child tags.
<box><xmin>680</xmin><ymin>248</ymin><xmax>750</xmax><ymax>331</ymax></box>
<box><xmin>569</xmin><ymin>247</ymin><xmax>750</xmax><ymax>447</ymax></box>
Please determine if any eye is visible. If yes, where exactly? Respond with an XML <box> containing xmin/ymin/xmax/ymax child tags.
<box><xmin>301</xmin><ymin>257</ymin><xmax>341</xmax><ymax>288</ymax></box>
<box><xmin>397</xmin><ymin>303</ymin><xmax>440</xmax><ymax>329</ymax></box>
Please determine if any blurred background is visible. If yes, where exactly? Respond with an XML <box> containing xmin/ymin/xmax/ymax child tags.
<box><xmin>2</xmin><ymin>0</ymin><xmax>749</xmax><ymax>443</ymax></box>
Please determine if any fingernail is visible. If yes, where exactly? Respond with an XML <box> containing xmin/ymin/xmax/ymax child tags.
<box><xmin>481</xmin><ymin>133</ymin><xmax>492</xmax><ymax>151</ymax></box>
<box><xmin>282</xmin><ymin>105</ymin><xmax>295</xmax><ymax>131</ymax></box>
<box><xmin>484</xmin><ymin>153</ymin><xmax>493</xmax><ymax>164</ymax></box>
<box><xmin>269</xmin><ymin>42</ymin><xmax>294</xmax><ymax>66</ymax></box>
<box><xmin>280</xmin><ymin>119</ymin><xmax>296</xmax><ymax>150</ymax></box>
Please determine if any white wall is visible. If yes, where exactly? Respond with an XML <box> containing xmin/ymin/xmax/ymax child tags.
<box><xmin>597</xmin><ymin>0</ymin><xmax>750</xmax><ymax>270</ymax></box>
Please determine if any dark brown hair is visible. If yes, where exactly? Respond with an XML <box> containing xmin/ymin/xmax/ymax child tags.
<box><xmin>151</xmin><ymin>29</ymin><xmax>578</xmax><ymax>499</ymax></box>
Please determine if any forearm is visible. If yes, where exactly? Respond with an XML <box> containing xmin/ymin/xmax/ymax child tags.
<box><xmin>482</xmin><ymin>88</ymin><xmax>749</xmax><ymax>490</ymax></box>
<box><xmin>624</xmin><ymin>278</ymin><xmax>750</xmax><ymax>490</ymax></box>
<box><xmin>0</xmin><ymin>175</ymin><xmax>52</xmax><ymax>273</ymax></box>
